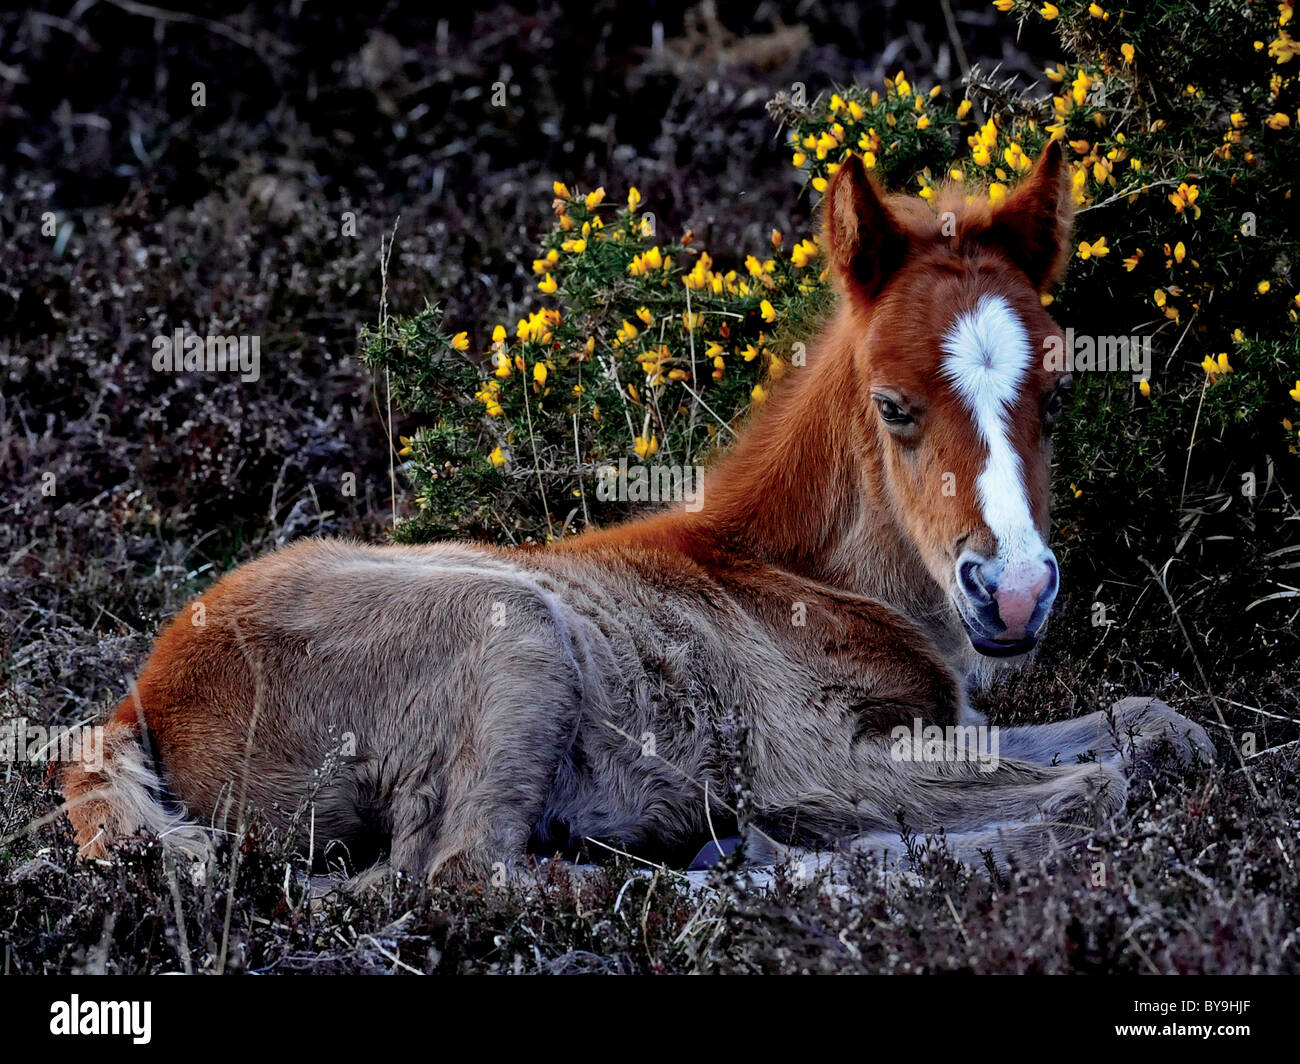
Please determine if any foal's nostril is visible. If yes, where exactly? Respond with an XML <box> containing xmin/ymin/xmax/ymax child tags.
<box><xmin>958</xmin><ymin>557</ymin><xmax>994</xmax><ymax>604</ymax></box>
<box><xmin>1042</xmin><ymin>554</ymin><xmax>1060</xmax><ymax>600</ymax></box>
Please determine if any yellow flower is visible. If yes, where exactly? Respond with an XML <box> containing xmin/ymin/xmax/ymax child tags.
<box><xmin>1123</xmin><ymin>248</ymin><xmax>1144</xmax><ymax>271</ymax></box>
<box><xmin>1040</xmin><ymin>3</ymin><xmax>1059</xmax><ymax>20</ymax></box>
<box><xmin>811</xmin><ymin>177</ymin><xmax>828</xmax><ymax>193</ymax></box>
<box><xmin>1265</xmin><ymin>112</ymin><xmax>1292</xmax><ymax>129</ymax></box>
<box><xmin>1139</xmin><ymin>378</ymin><xmax>1151</xmax><ymax>397</ymax></box>
<box><xmin>1168</xmin><ymin>182</ymin><xmax>1201</xmax><ymax>218</ymax></box>
<box><xmin>1120</xmin><ymin>42</ymin><xmax>1135</xmax><ymax>63</ymax></box>
<box><xmin>791</xmin><ymin>151</ymin><xmax>807</xmax><ymax>167</ymax></box>
<box><xmin>451</xmin><ymin>331</ymin><xmax>469</xmax><ymax>351</ymax></box>
<box><xmin>988</xmin><ymin>182</ymin><xmax>1009</xmax><ymax>206</ymax></box>
<box><xmin>1071</xmin><ymin>483</ymin><xmax>1082</xmax><ymax>499</ymax></box>
<box><xmin>584</xmin><ymin>187</ymin><xmax>606</xmax><ymax>210</ymax></box>
<box><xmin>636</xmin><ymin>306</ymin><xmax>653</xmax><ymax>326</ymax></box>
<box><xmin>398</xmin><ymin>435</ymin><xmax>413</xmax><ymax>457</ymax></box>
<box><xmin>552</xmin><ymin>181</ymin><xmax>570</xmax><ymax>201</ymax></box>
<box><xmin>489</xmin><ymin>446</ymin><xmax>506</xmax><ymax>469</ymax></box>
<box><xmin>561</xmin><ymin>237</ymin><xmax>587</xmax><ymax>253</ymax></box>
<box><xmin>760</xmin><ymin>299</ymin><xmax>777</xmax><ymax>323</ymax></box>
<box><xmin>751</xmin><ymin>383</ymin><xmax>769</xmax><ymax>404</ymax></box>
<box><xmin>533</xmin><ymin>361</ymin><xmax>548</xmax><ymax>388</ymax></box>
<box><xmin>994</xmin><ymin>0</ymin><xmax>1014</xmax><ymax>12</ymax></box>
<box><xmin>957</xmin><ymin>99</ymin><xmax>973</xmax><ymax>119</ymax></box>
<box><xmin>1077</xmin><ymin>237</ymin><xmax>1109</xmax><ymax>259</ymax></box>
<box><xmin>1071</xmin><ymin>71</ymin><xmax>1093</xmax><ymax>107</ymax></box>
<box><xmin>1289</xmin><ymin>380</ymin><xmax>1300</xmax><ymax>402</ymax></box>
<box><xmin>633</xmin><ymin>435</ymin><xmax>658</xmax><ymax>459</ymax></box>
<box><xmin>1202</xmin><ymin>353</ymin><xmax>1233</xmax><ymax>378</ymax></box>
<box><xmin>790</xmin><ymin>239</ymin><xmax>819</xmax><ymax>268</ymax></box>
<box><xmin>627</xmin><ymin>187</ymin><xmax>642</xmax><ymax>211</ymax></box>
<box><xmin>917</xmin><ymin>115</ymin><xmax>931</xmax><ymax>130</ymax></box>
<box><xmin>1258</xmin><ymin>281</ymin><xmax>1272</xmax><ymax>294</ymax></box>
<box><xmin>1088</xmin><ymin>3</ymin><xmax>1106</xmax><ymax>18</ymax></box>
<box><xmin>492</xmin><ymin>324</ymin><xmax>507</xmax><ymax>344</ymax></box>
<box><xmin>1004</xmin><ymin>142</ymin><xmax>1032</xmax><ymax>173</ymax></box>
<box><xmin>538</xmin><ymin>273</ymin><xmax>558</xmax><ymax>294</ymax></box>
<box><xmin>493</xmin><ymin>353</ymin><xmax>511</xmax><ymax>379</ymax></box>
<box><xmin>1173</xmin><ymin>241</ymin><xmax>1186</xmax><ymax>264</ymax></box>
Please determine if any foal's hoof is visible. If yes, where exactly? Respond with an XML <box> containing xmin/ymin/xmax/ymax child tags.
<box><xmin>1109</xmin><ymin>697</ymin><xmax>1215</xmax><ymax>767</ymax></box>
<box><xmin>687</xmin><ymin>835</ymin><xmax>744</xmax><ymax>870</ymax></box>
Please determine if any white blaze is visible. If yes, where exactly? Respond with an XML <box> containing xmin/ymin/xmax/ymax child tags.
<box><xmin>939</xmin><ymin>294</ymin><xmax>1044</xmax><ymax>572</ymax></box>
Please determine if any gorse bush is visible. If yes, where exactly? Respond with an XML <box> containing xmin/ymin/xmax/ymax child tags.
<box><xmin>361</xmin><ymin>186</ymin><xmax>832</xmax><ymax>542</ymax></box>
<box><xmin>361</xmin><ymin>0</ymin><xmax>1297</xmax><ymax>656</ymax></box>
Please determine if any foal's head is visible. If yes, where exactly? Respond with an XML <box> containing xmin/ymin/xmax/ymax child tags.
<box><xmin>825</xmin><ymin>141</ymin><xmax>1073</xmax><ymax>658</ymax></box>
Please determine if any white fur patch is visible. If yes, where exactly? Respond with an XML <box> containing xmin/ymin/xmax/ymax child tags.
<box><xmin>940</xmin><ymin>295</ymin><xmax>1044</xmax><ymax>570</ymax></box>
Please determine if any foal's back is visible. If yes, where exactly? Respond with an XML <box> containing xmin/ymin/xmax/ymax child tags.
<box><xmin>64</xmin><ymin>534</ymin><xmax>960</xmax><ymax>876</ymax></box>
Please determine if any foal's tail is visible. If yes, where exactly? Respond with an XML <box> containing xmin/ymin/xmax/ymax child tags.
<box><xmin>61</xmin><ymin>697</ymin><xmax>208</xmax><ymax>860</ymax></box>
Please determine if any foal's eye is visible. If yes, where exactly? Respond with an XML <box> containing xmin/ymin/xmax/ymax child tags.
<box><xmin>874</xmin><ymin>396</ymin><xmax>913</xmax><ymax>425</ymax></box>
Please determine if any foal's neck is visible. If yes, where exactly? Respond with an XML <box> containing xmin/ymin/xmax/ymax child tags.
<box><xmin>678</xmin><ymin>304</ymin><xmax>949</xmax><ymax>630</ymax></box>
<box><xmin>565</xmin><ymin>303</ymin><xmax>959</xmax><ymax>650</ymax></box>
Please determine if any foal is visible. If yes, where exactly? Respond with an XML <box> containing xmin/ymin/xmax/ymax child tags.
<box><xmin>64</xmin><ymin>141</ymin><xmax>1211</xmax><ymax>881</ymax></box>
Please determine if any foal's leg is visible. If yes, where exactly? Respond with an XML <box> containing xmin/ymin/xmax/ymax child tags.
<box><xmin>996</xmin><ymin>697</ymin><xmax>1214</xmax><ymax>769</ymax></box>
<box><xmin>742</xmin><ymin>744</ymin><xmax>1131</xmax><ymax>869</ymax></box>
<box><xmin>832</xmin><ymin>700</ymin><xmax>1213</xmax><ymax>868</ymax></box>
<box><xmin>389</xmin><ymin>609</ymin><xmax>586</xmax><ymax>887</ymax></box>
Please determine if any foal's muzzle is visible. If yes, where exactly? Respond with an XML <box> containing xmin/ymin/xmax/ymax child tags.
<box><xmin>954</xmin><ymin>548</ymin><xmax>1059</xmax><ymax>657</ymax></box>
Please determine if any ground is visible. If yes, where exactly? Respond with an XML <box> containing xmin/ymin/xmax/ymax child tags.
<box><xmin>1</xmin><ymin>1</ymin><xmax>1295</xmax><ymax>974</ymax></box>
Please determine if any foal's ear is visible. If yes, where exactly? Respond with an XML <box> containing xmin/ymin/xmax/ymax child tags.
<box><xmin>980</xmin><ymin>138</ymin><xmax>1073</xmax><ymax>291</ymax></box>
<box><xmin>824</xmin><ymin>153</ymin><xmax>908</xmax><ymax>302</ymax></box>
